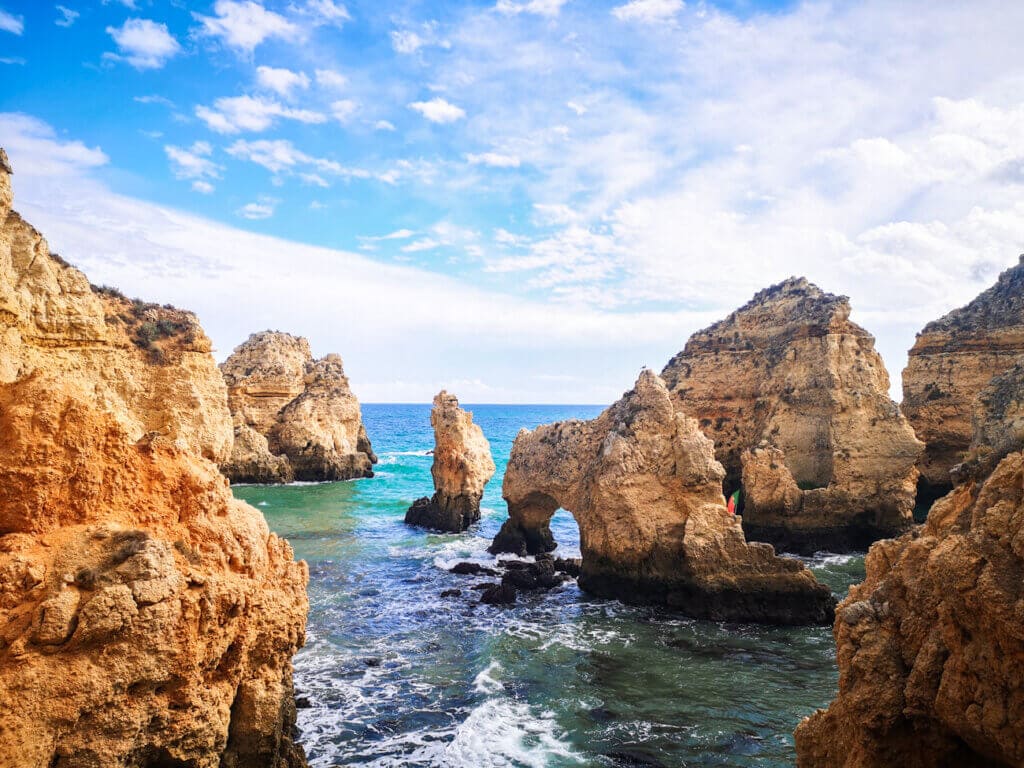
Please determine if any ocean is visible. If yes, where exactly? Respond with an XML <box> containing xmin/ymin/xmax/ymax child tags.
<box><xmin>233</xmin><ymin>403</ymin><xmax>864</xmax><ymax>768</ymax></box>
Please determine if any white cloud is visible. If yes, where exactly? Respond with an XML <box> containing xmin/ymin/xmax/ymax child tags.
<box><xmin>195</xmin><ymin>95</ymin><xmax>326</xmax><ymax>134</ymax></box>
<box><xmin>402</xmin><ymin>238</ymin><xmax>440</xmax><ymax>253</ymax></box>
<box><xmin>391</xmin><ymin>30</ymin><xmax>425</xmax><ymax>54</ymax></box>
<box><xmin>256</xmin><ymin>65</ymin><xmax>310</xmax><ymax>98</ymax></box>
<box><xmin>105</xmin><ymin>19</ymin><xmax>181</xmax><ymax>70</ymax></box>
<box><xmin>314</xmin><ymin>68</ymin><xmax>347</xmax><ymax>90</ymax></box>
<box><xmin>0</xmin><ymin>9</ymin><xmax>23</xmax><ymax>35</ymax></box>
<box><xmin>297</xmin><ymin>0</ymin><xmax>350</xmax><ymax>27</ymax></box>
<box><xmin>375</xmin><ymin>120</ymin><xmax>396</xmax><ymax>131</ymax></box>
<box><xmin>495</xmin><ymin>0</ymin><xmax>568</xmax><ymax>17</ymax></box>
<box><xmin>192</xmin><ymin>181</ymin><xmax>215</xmax><ymax>194</ymax></box>
<box><xmin>226</xmin><ymin>138</ymin><xmax>369</xmax><ymax>181</ymax></box>
<box><xmin>0</xmin><ymin>113</ymin><xmax>108</xmax><ymax>176</ymax></box>
<box><xmin>611</xmin><ymin>0</ymin><xmax>684</xmax><ymax>23</ymax></box>
<box><xmin>165</xmin><ymin>142</ymin><xmax>222</xmax><ymax>188</ymax></box>
<box><xmin>238</xmin><ymin>198</ymin><xmax>277</xmax><ymax>219</ymax></box>
<box><xmin>566</xmin><ymin>100</ymin><xmax>586</xmax><ymax>115</ymax></box>
<box><xmin>55</xmin><ymin>6</ymin><xmax>79</xmax><ymax>28</ymax></box>
<box><xmin>134</xmin><ymin>94</ymin><xmax>175</xmax><ymax>107</ymax></box>
<box><xmin>409</xmin><ymin>97</ymin><xmax>465</xmax><ymax>124</ymax></box>
<box><xmin>467</xmin><ymin>152</ymin><xmax>521</xmax><ymax>168</ymax></box>
<box><xmin>362</xmin><ymin>228</ymin><xmax>416</xmax><ymax>241</ymax></box>
<box><xmin>331</xmin><ymin>99</ymin><xmax>358</xmax><ymax>124</ymax></box>
<box><xmin>193</xmin><ymin>0</ymin><xmax>299</xmax><ymax>53</ymax></box>
<box><xmin>0</xmin><ymin>56</ymin><xmax>25</xmax><ymax>65</ymax></box>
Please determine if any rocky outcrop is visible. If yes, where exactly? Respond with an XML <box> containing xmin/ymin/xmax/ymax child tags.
<box><xmin>405</xmin><ymin>391</ymin><xmax>496</xmax><ymax>532</ymax></box>
<box><xmin>220</xmin><ymin>332</ymin><xmax>376</xmax><ymax>483</ymax></box>
<box><xmin>902</xmin><ymin>256</ymin><xmax>1024</xmax><ymax>500</ymax></box>
<box><xmin>0</xmin><ymin>150</ymin><xmax>309</xmax><ymax>767</ymax></box>
<box><xmin>662</xmin><ymin>277</ymin><xmax>922</xmax><ymax>553</ymax></box>
<box><xmin>488</xmin><ymin>370</ymin><xmax>836</xmax><ymax>625</ymax></box>
<box><xmin>794</xmin><ymin>452</ymin><xmax>1024</xmax><ymax>766</ymax></box>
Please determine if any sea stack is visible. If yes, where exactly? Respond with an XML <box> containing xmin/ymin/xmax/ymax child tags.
<box><xmin>220</xmin><ymin>331</ymin><xmax>376</xmax><ymax>483</ymax></box>
<box><xmin>405</xmin><ymin>390</ymin><xmax>496</xmax><ymax>532</ymax></box>
<box><xmin>902</xmin><ymin>256</ymin><xmax>1024</xmax><ymax>502</ymax></box>
<box><xmin>794</xmin><ymin>361</ymin><xmax>1024</xmax><ymax>767</ymax></box>
<box><xmin>661</xmin><ymin>277</ymin><xmax>922</xmax><ymax>553</ymax></box>
<box><xmin>0</xmin><ymin>149</ymin><xmax>309</xmax><ymax>767</ymax></box>
<box><xmin>489</xmin><ymin>370</ymin><xmax>836</xmax><ymax>625</ymax></box>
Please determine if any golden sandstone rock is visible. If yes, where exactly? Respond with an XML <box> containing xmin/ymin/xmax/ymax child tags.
<box><xmin>0</xmin><ymin>149</ymin><xmax>308</xmax><ymax>768</ymax></box>
<box><xmin>405</xmin><ymin>390</ymin><xmax>496</xmax><ymax>532</ymax></box>
<box><xmin>902</xmin><ymin>256</ymin><xmax>1024</xmax><ymax>500</ymax></box>
<box><xmin>489</xmin><ymin>370</ymin><xmax>835</xmax><ymax>624</ymax></box>
<box><xmin>794</xmin><ymin>369</ymin><xmax>1024</xmax><ymax>766</ymax></box>
<box><xmin>220</xmin><ymin>331</ymin><xmax>376</xmax><ymax>483</ymax></box>
<box><xmin>662</xmin><ymin>277</ymin><xmax>922</xmax><ymax>553</ymax></box>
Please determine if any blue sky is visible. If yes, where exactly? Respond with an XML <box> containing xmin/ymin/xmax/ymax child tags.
<box><xmin>1</xmin><ymin>0</ymin><xmax>1023</xmax><ymax>402</ymax></box>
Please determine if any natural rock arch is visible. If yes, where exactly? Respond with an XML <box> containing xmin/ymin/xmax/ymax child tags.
<box><xmin>489</xmin><ymin>371</ymin><xmax>836</xmax><ymax>625</ymax></box>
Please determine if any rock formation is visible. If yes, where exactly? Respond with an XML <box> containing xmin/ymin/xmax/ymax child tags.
<box><xmin>0</xmin><ymin>149</ymin><xmax>309</xmax><ymax>767</ymax></box>
<box><xmin>794</xmin><ymin>362</ymin><xmax>1024</xmax><ymax>766</ymax></box>
<box><xmin>405</xmin><ymin>391</ymin><xmax>496</xmax><ymax>532</ymax></box>
<box><xmin>902</xmin><ymin>256</ymin><xmax>1024</xmax><ymax>501</ymax></box>
<box><xmin>220</xmin><ymin>331</ymin><xmax>376</xmax><ymax>483</ymax></box>
<box><xmin>661</xmin><ymin>277</ymin><xmax>922</xmax><ymax>553</ymax></box>
<box><xmin>488</xmin><ymin>370</ymin><xmax>836</xmax><ymax>625</ymax></box>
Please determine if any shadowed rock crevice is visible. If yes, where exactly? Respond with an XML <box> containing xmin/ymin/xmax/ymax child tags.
<box><xmin>662</xmin><ymin>277</ymin><xmax>922</xmax><ymax>554</ymax></box>
<box><xmin>489</xmin><ymin>370</ymin><xmax>836</xmax><ymax>625</ymax></box>
<box><xmin>405</xmin><ymin>391</ymin><xmax>496</xmax><ymax>532</ymax></box>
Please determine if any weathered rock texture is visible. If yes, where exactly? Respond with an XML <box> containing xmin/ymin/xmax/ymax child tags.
<box><xmin>794</xmin><ymin>409</ymin><xmax>1024</xmax><ymax>765</ymax></box>
<box><xmin>0</xmin><ymin>150</ymin><xmax>309</xmax><ymax>768</ymax></box>
<box><xmin>902</xmin><ymin>256</ymin><xmax>1024</xmax><ymax>500</ymax></box>
<box><xmin>220</xmin><ymin>331</ymin><xmax>376</xmax><ymax>483</ymax></box>
<box><xmin>489</xmin><ymin>370</ymin><xmax>836</xmax><ymax>625</ymax></box>
<box><xmin>405</xmin><ymin>391</ymin><xmax>496</xmax><ymax>532</ymax></box>
<box><xmin>662</xmin><ymin>277</ymin><xmax>922</xmax><ymax>554</ymax></box>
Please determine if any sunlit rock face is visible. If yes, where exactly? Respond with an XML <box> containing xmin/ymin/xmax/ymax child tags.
<box><xmin>0</xmin><ymin>150</ymin><xmax>309</xmax><ymax>768</ymax></box>
<box><xmin>795</xmin><ymin>364</ymin><xmax>1024</xmax><ymax>767</ymax></box>
<box><xmin>489</xmin><ymin>370</ymin><xmax>836</xmax><ymax>625</ymax></box>
<box><xmin>661</xmin><ymin>277</ymin><xmax>922</xmax><ymax>554</ymax></box>
<box><xmin>220</xmin><ymin>332</ymin><xmax>376</xmax><ymax>483</ymax></box>
<box><xmin>405</xmin><ymin>390</ymin><xmax>496</xmax><ymax>532</ymax></box>
<box><xmin>903</xmin><ymin>256</ymin><xmax>1024</xmax><ymax>501</ymax></box>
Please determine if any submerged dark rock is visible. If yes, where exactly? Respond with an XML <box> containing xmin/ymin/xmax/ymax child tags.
<box><xmin>479</xmin><ymin>583</ymin><xmax>517</xmax><ymax>605</ymax></box>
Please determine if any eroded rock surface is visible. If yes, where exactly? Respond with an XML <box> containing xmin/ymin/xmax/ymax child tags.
<box><xmin>662</xmin><ymin>277</ymin><xmax>922</xmax><ymax>553</ymax></box>
<box><xmin>489</xmin><ymin>370</ymin><xmax>835</xmax><ymax>625</ymax></box>
<box><xmin>0</xmin><ymin>151</ymin><xmax>309</xmax><ymax>768</ymax></box>
<box><xmin>405</xmin><ymin>390</ymin><xmax>496</xmax><ymax>531</ymax></box>
<box><xmin>902</xmin><ymin>256</ymin><xmax>1024</xmax><ymax>499</ymax></box>
<box><xmin>221</xmin><ymin>332</ymin><xmax>376</xmax><ymax>483</ymax></box>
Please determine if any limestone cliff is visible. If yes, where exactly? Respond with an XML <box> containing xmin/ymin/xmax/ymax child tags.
<box><xmin>405</xmin><ymin>391</ymin><xmax>496</xmax><ymax>532</ymax></box>
<box><xmin>489</xmin><ymin>370</ymin><xmax>836</xmax><ymax>625</ymax></box>
<box><xmin>0</xmin><ymin>150</ymin><xmax>309</xmax><ymax>767</ymax></box>
<box><xmin>220</xmin><ymin>332</ymin><xmax>376</xmax><ymax>483</ymax></box>
<box><xmin>902</xmin><ymin>256</ymin><xmax>1024</xmax><ymax>499</ymax></box>
<box><xmin>662</xmin><ymin>277</ymin><xmax>922</xmax><ymax>553</ymax></box>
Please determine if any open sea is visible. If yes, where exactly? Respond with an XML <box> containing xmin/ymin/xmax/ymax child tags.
<box><xmin>232</xmin><ymin>404</ymin><xmax>864</xmax><ymax>768</ymax></box>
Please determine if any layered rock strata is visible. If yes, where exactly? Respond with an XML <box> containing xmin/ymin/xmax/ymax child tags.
<box><xmin>488</xmin><ymin>370</ymin><xmax>836</xmax><ymax>625</ymax></box>
<box><xmin>902</xmin><ymin>256</ymin><xmax>1024</xmax><ymax>500</ymax></box>
<box><xmin>0</xmin><ymin>149</ymin><xmax>309</xmax><ymax>767</ymax></box>
<box><xmin>794</xmin><ymin>366</ymin><xmax>1024</xmax><ymax>766</ymax></box>
<box><xmin>662</xmin><ymin>277</ymin><xmax>922</xmax><ymax>553</ymax></box>
<box><xmin>220</xmin><ymin>332</ymin><xmax>376</xmax><ymax>483</ymax></box>
<box><xmin>405</xmin><ymin>391</ymin><xmax>496</xmax><ymax>532</ymax></box>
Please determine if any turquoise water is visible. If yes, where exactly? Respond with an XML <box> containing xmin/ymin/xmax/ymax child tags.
<box><xmin>233</xmin><ymin>404</ymin><xmax>864</xmax><ymax>768</ymax></box>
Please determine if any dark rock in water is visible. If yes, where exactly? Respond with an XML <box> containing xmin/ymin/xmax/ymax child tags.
<box><xmin>500</xmin><ymin>558</ymin><xmax>566</xmax><ymax>591</ymax></box>
<box><xmin>489</xmin><ymin>517</ymin><xmax>556</xmax><ymax>556</ymax></box>
<box><xmin>469</xmin><ymin>583</ymin><xmax>493</xmax><ymax>591</ymax></box>
<box><xmin>405</xmin><ymin>493</ymin><xmax>483</xmax><ymax>533</ymax></box>
<box><xmin>295</xmin><ymin>696</ymin><xmax>312</xmax><ymax>709</ymax></box>
<box><xmin>364</xmin><ymin>658</ymin><xmax>382</xmax><ymax>668</ymax></box>
<box><xmin>605</xmin><ymin>748</ymin><xmax>670</xmax><ymax>767</ymax></box>
<box><xmin>554</xmin><ymin>557</ymin><xmax>582</xmax><ymax>578</ymax></box>
<box><xmin>440</xmin><ymin>589</ymin><xmax>462</xmax><ymax>598</ymax></box>
<box><xmin>449</xmin><ymin>561</ymin><xmax>497</xmax><ymax>576</ymax></box>
<box><xmin>585</xmin><ymin>706</ymin><xmax>617</xmax><ymax>723</ymax></box>
<box><xmin>479</xmin><ymin>583</ymin><xmax>517</xmax><ymax>605</ymax></box>
<box><xmin>498</xmin><ymin>559</ymin><xmax>530</xmax><ymax>570</ymax></box>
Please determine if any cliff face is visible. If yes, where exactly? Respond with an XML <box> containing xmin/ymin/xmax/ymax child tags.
<box><xmin>902</xmin><ymin>256</ymin><xmax>1024</xmax><ymax>498</ymax></box>
<box><xmin>220</xmin><ymin>333</ymin><xmax>376</xmax><ymax>483</ymax></box>
<box><xmin>489</xmin><ymin>370</ymin><xmax>836</xmax><ymax>625</ymax></box>
<box><xmin>662</xmin><ymin>278</ymin><xmax>922</xmax><ymax>553</ymax></box>
<box><xmin>405</xmin><ymin>390</ymin><xmax>496</xmax><ymax>532</ymax></box>
<box><xmin>0</xmin><ymin>150</ymin><xmax>309</xmax><ymax>767</ymax></box>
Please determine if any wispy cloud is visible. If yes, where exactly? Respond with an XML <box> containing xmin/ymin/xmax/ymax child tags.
<box><xmin>105</xmin><ymin>19</ymin><xmax>181</xmax><ymax>70</ymax></box>
<box><xmin>611</xmin><ymin>0</ymin><xmax>684</xmax><ymax>23</ymax></box>
<box><xmin>409</xmin><ymin>97</ymin><xmax>465</xmax><ymax>124</ymax></box>
<box><xmin>165</xmin><ymin>141</ymin><xmax>222</xmax><ymax>190</ymax></box>
<box><xmin>237</xmin><ymin>197</ymin><xmax>278</xmax><ymax>219</ymax></box>
<box><xmin>467</xmin><ymin>152</ymin><xmax>521</xmax><ymax>168</ymax></box>
<box><xmin>193</xmin><ymin>0</ymin><xmax>299</xmax><ymax>53</ymax></box>
<box><xmin>256</xmin><ymin>65</ymin><xmax>310</xmax><ymax>98</ymax></box>
<box><xmin>315</xmin><ymin>68</ymin><xmax>347</xmax><ymax>90</ymax></box>
<box><xmin>55</xmin><ymin>6</ymin><xmax>79</xmax><ymax>28</ymax></box>
<box><xmin>0</xmin><ymin>8</ymin><xmax>23</xmax><ymax>35</ymax></box>
<box><xmin>226</xmin><ymin>138</ymin><xmax>370</xmax><ymax>181</ymax></box>
<box><xmin>494</xmin><ymin>0</ymin><xmax>568</xmax><ymax>17</ymax></box>
<box><xmin>195</xmin><ymin>95</ymin><xmax>326</xmax><ymax>134</ymax></box>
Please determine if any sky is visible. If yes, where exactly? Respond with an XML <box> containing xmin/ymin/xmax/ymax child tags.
<box><xmin>0</xmin><ymin>0</ymin><xmax>1023</xmax><ymax>403</ymax></box>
